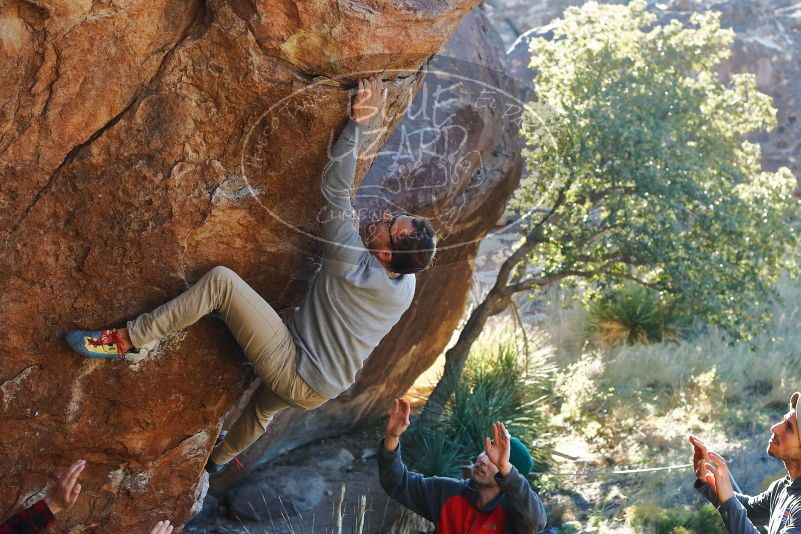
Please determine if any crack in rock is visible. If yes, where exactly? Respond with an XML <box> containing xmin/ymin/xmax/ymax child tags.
<box><xmin>0</xmin><ymin>365</ymin><xmax>40</xmax><ymax>408</ymax></box>
<box><xmin>6</xmin><ymin>0</ymin><xmax>209</xmax><ymax>239</ymax></box>
<box><xmin>163</xmin><ymin>428</ymin><xmax>212</xmax><ymax>459</ymax></box>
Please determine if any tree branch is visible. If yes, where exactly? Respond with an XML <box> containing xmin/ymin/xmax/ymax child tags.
<box><xmin>502</xmin><ymin>258</ymin><xmax>623</xmax><ymax>295</ymax></box>
<box><xmin>614</xmin><ymin>272</ymin><xmax>666</xmax><ymax>290</ymax></box>
<box><xmin>494</xmin><ymin>175</ymin><xmax>576</xmax><ymax>290</ymax></box>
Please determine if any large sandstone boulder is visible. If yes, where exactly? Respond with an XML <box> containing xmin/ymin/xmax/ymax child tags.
<box><xmin>0</xmin><ymin>0</ymin><xmax>507</xmax><ymax>531</ymax></box>
<box><xmin>214</xmin><ymin>6</ymin><xmax>526</xmax><ymax>488</ymax></box>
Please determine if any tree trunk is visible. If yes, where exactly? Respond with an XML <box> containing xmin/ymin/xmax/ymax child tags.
<box><xmin>421</xmin><ymin>285</ymin><xmax>511</xmax><ymax>419</ymax></box>
<box><xmin>418</xmin><ymin>209</ymin><xmax>558</xmax><ymax>420</ymax></box>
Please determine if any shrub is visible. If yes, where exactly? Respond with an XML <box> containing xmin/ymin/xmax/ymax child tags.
<box><xmin>403</xmin><ymin>422</ymin><xmax>466</xmax><ymax>479</ymax></box>
<box><xmin>582</xmin><ymin>275</ymin><xmax>801</xmax><ymax>414</ymax></box>
<box><xmin>518</xmin><ymin>0</ymin><xmax>800</xmax><ymax>342</ymax></box>
<box><xmin>587</xmin><ymin>284</ymin><xmax>680</xmax><ymax>347</ymax></box>
<box><xmin>406</xmin><ymin>327</ymin><xmax>555</xmax><ymax>479</ymax></box>
<box><xmin>626</xmin><ymin>503</ymin><xmax>725</xmax><ymax>534</ymax></box>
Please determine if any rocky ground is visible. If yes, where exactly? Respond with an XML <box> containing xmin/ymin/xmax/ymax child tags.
<box><xmin>186</xmin><ymin>421</ymin><xmax>405</xmax><ymax>533</ymax></box>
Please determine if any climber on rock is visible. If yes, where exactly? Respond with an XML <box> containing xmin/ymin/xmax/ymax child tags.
<box><xmin>377</xmin><ymin>399</ymin><xmax>550</xmax><ymax>534</ymax></box>
<box><xmin>65</xmin><ymin>76</ymin><xmax>437</xmax><ymax>474</ymax></box>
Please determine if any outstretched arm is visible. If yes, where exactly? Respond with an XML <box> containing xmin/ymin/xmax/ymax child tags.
<box><xmin>690</xmin><ymin>436</ymin><xmax>773</xmax><ymax>533</ymax></box>
<box><xmin>694</xmin><ymin>484</ymin><xmax>776</xmax><ymax>534</ymax></box>
<box><xmin>1</xmin><ymin>459</ymin><xmax>85</xmax><ymax>532</ymax></box>
<box><xmin>495</xmin><ymin>466</ymin><xmax>548</xmax><ymax>534</ymax></box>
<box><xmin>320</xmin><ymin>77</ymin><xmax>386</xmax><ymax>267</ymax></box>
<box><xmin>378</xmin><ymin>399</ymin><xmax>459</xmax><ymax>522</ymax></box>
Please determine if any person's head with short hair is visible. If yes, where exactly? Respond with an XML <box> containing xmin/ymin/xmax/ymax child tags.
<box><xmin>767</xmin><ymin>392</ymin><xmax>801</xmax><ymax>464</ymax></box>
<box><xmin>362</xmin><ymin>211</ymin><xmax>436</xmax><ymax>274</ymax></box>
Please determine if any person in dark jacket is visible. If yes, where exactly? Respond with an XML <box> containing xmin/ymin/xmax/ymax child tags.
<box><xmin>378</xmin><ymin>398</ymin><xmax>548</xmax><ymax>533</ymax></box>
<box><xmin>691</xmin><ymin>391</ymin><xmax>801</xmax><ymax>533</ymax></box>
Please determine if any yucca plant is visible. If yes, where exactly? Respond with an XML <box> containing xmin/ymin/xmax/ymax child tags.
<box><xmin>404</xmin><ymin>423</ymin><xmax>468</xmax><ymax>478</ymax></box>
<box><xmin>588</xmin><ymin>284</ymin><xmax>680</xmax><ymax>347</ymax></box>
<box><xmin>404</xmin><ymin>327</ymin><xmax>555</xmax><ymax>478</ymax></box>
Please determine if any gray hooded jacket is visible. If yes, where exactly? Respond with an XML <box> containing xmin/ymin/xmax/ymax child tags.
<box><xmin>696</xmin><ymin>476</ymin><xmax>801</xmax><ymax>533</ymax></box>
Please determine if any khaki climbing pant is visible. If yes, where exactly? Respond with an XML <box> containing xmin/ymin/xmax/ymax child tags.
<box><xmin>127</xmin><ymin>266</ymin><xmax>328</xmax><ymax>465</ymax></box>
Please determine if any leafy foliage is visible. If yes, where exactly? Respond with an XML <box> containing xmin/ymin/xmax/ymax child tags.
<box><xmin>406</xmin><ymin>328</ymin><xmax>555</xmax><ymax>479</ymax></box>
<box><xmin>403</xmin><ymin>421</ymin><xmax>466</xmax><ymax>478</ymax></box>
<box><xmin>513</xmin><ymin>0</ymin><xmax>799</xmax><ymax>338</ymax></box>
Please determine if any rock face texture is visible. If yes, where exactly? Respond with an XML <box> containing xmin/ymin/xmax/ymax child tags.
<box><xmin>0</xmin><ymin>0</ymin><xmax>528</xmax><ymax>531</ymax></box>
<box><xmin>214</xmin><ymin>6</ymin><xmax>526</xmax><ymax>488</ymax></box>
<box><xmin>501</xmin><ymin>0</ymin><xmax>801</xmax><ymax>189</ymax></box>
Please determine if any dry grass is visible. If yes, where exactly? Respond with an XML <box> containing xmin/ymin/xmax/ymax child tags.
<box><xmin>535</xmin><ymin>286</ymin><xmax>592</xmax><ymax>363</ymax></box>
<box><xmin>554</xmin><ymin>276</ymin><xmax>801</xmax><ymax>416</ymax></box>
<box><xmin>603</xmin><ymin>277</ymin><xmax>801</xmax><ymax>409</ymax></box>
<box><xmin>517</xmin><ymin>277</ymin><xmax>801</xmax><ymax>531</ymax></box>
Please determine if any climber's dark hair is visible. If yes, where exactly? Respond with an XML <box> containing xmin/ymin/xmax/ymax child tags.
<box><xmin>388</xmin><ymin>218</ymin><xmax>437</xmax><ymax>274</ymax></box>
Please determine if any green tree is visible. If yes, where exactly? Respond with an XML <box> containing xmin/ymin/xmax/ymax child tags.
<box><xmin>423</xmin><ymin>0</ymin><xmax>798</xmax><ymax>415</ymax></box>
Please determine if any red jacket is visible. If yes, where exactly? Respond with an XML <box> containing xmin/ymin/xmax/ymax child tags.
<box><xmin>437</xmin><ymin>494</ymin><xmax>510</xmax><ymax>533</ymax></box>
<box><xmin>0</xmin><ymin>500</ymin><xmax>55</xmax><ymax>533</ymax></box>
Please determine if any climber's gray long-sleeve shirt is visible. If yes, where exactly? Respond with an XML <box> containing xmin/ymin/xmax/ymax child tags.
<box><xmin>696</xmin><ymin>476</ymin><xmax>801</xmax><ymax>533</ymax></box>
<box><xmin>287</xmin><ymin>118</ymin><xmax>416</xmax><ymax>399</ymax></box>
